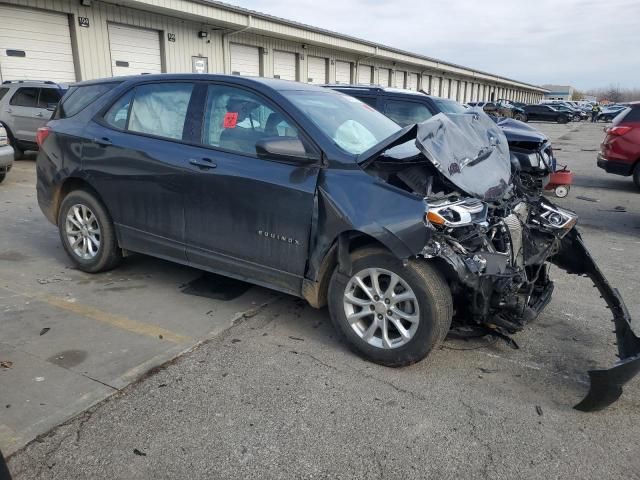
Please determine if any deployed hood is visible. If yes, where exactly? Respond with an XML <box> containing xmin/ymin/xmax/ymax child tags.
<box><xmin>415</xmin><ymin>112</ymin><xmax>512</xmax><ymax>201</ymax></box>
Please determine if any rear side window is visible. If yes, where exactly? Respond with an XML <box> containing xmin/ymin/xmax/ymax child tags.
<box><xmin>384</xmin><ymin>100</ymin><xmax>432</xmax><ymax>127</ymax></box>
<box><xmin>38</xmin><ymin>88</ymin><xmax>62</xmax><ymax>108</ymax></box>
<box><xmin>104</xmin><ymin>83</ymin><xmax>194</xmax><ymax>140</ymax></box>
<box><xmin>10</xmin><ymin>87</ymin><xmax>38</xmax><ymax>107</ymax></box>
<box><xmin>57</xmin><ymin>83</ymin><xmax>119</xmax><ymax>118</ymax></box>
<box><xmin>0</xmin><ymin>87</ymin><xmax>9</xmax><ymax>101</ymax></box>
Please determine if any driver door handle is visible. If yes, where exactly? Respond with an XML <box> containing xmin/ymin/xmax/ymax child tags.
<box><xmin>189</xmin><ymin>157</ymin><xmax>217</xmax><ymax>169</ymax></box>
<box><xmin>93</xmin><ymin>137</ymin><xmax>112</xmax><ymax>147</ymax></box>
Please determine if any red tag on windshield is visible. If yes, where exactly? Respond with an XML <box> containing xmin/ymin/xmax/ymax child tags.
<box><xmin>223</xmin><ymin>112</ymin><xmax>238</xmax><ymax>128</ymax></box>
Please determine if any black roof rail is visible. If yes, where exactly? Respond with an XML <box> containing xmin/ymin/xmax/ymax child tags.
<box><xmin>1</xmin><ymin>79</ymin><xmax>63</xmax><ymax>87</ymax></box>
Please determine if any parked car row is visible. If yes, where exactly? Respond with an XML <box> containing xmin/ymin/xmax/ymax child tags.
<box><xmin>33</xmin><ymin>73</ymin><xmax>640</xmax><ymax>410</ymax></box>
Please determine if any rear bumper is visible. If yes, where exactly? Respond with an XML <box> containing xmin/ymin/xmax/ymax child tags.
<box><xmin>597</xmin><ymin>154</ymin><xmax>634</xmax><ymax>176</ymax></box>
<box><xmin>0</xmin><ymin>145</ymin><xmax>14</xmax><ymax>171</ymax></box>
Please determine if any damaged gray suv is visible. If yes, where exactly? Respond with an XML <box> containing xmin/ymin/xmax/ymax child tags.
<box><xmin>37</xmin><ymin>75</ymin><xmax>639</xmax><ymax>411</ymax></box>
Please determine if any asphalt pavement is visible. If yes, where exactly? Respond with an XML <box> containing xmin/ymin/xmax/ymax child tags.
<box><xmin>3</xmin><ymin>121</ymin><xmax>640</xmax><ymax>479</ymax></box>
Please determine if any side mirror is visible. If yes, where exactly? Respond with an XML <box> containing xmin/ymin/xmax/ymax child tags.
<box><xmin>255</xmin><ymin>137</ymin><xmax>318</xmax><ymax>164</ymax></box>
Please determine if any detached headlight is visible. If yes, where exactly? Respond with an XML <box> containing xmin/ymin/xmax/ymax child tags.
<box><xmin>426</xmin><ymin>198</ymin><xmax>488</xmax><ymax>228</ymax></box>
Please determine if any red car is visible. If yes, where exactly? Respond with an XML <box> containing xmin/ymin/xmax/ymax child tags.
<box><xmin>597</xmin><ymin>102</ymin><xmax>640</xmax><ymax>189</ymax></box>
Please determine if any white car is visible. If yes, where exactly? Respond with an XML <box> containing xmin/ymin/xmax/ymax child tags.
<box><xmin>0</xmin><ymin>124</ymin><xmax>14</xmax><ymax>183</ymax></box>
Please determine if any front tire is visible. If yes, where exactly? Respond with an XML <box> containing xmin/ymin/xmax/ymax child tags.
<box><xmin>327</xmin><ymin>247</ymin><xmax>452</xmax><ymax>367</ymax></box>
<box><xmin>633</xmin><ymin>163</ymin><xmax>640</xmax><ymax>190</ymax></box>
<box><xmin>58</xmin><ymin>190</ymin><xmax>122</xmax><ymax>273</ymax></box>
<box><xmin>514</xmin><ymin>113</ymin><xmax>526</xmax><ymax>122</ymax></box>
<box><xmin>557</xmin><ymin>115</ymin><xmax>568</xmax><ymax>124</ymax></box>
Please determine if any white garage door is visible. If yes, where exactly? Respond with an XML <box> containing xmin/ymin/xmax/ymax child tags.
<box><xmin>394</xmin><ymin>71</ymin><xmax>406</xmax><ymax>88</ymax></box>
<box><xmin>357</xmin><ymin>65</ymin><xmax>372</xmax><ymax>85</ymax></box>
<box><xmin>441</xmin><ymin>79</ymin><xmax>450</xmax><ymax>98</ymax></box>
<box><xmin>378</xmin><ymin>68</ymin><xmax>390</xmax><ymax>87</ymax></box>
<box><xmin>0</xmin><ymin>5</ymin><xmax>75</xmax><ymax>83</ymax></box>
<box><xmin>432</xmin><ymin>77</ymin><xmax>441</xmax><ymax>96</ymax></box>
<box><xmin>335</xmin><ymin>61</ymin><xmax>351</xmax><ymax>84</ymax></box>
<box><xmin>108</xmin><ymin>24</ymin><xmax>161</xmax><ymax>77</ymax></box>
<box><xmin>307</xmin><ymin>56</ymin><xmax>327</xmax><ymax>84</ymax></box>
<box><xmin>230</xmin><ymin>43</ymin><xmax>260</xmax><ymax>76</ymax></box>
<box><xmin>451</xmin><ymin>80</ymin><xmax>459</xmax><ymax>100</ymax></box>
<box><xmin>273</xmin><ymin>51</ymin><xmax>296</xmax><ymax>81</ymax></box>
<box><xmin>407</xmin><ymin>73</ymin><xmax>419</xmax><ymax>91</ymax></box>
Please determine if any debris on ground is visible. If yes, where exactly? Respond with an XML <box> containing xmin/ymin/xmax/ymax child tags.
<box><xmin>133</xmin><ymin>448</ymin><xmax>147</xmax><ymax>457</ymax></box>
<box><xmin>39</xmin><ymin>328</ymin><xmax>50</xmax><ymax>336</ymax></box>
<box><xmin>0</xmin><ymin>361</ymin><xmax>13</xmax><ymax>369</ymax></box>
<box><xmin>535</xmin><ymin>405</ymin><xmax>543</xmax><ymax>416</ymax></box>
<box><xmin>576</xmin><ymin>195</ymin><xmax>599</xmax><ymax>202</ymax></box>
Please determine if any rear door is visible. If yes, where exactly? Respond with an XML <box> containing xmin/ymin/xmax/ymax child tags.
<box><xmin>181</xmin><ymin>82</ymin><xmax>321</xmax><ymax>293</ymax></box>
<box><xmin>83</xmin><ymin>81</ymin><xmax>196</xmax><ymax>260</ymax></box>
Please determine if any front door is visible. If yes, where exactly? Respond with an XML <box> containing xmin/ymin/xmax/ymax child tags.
<box><xmin>7</xmin><ymin>87</ymin><xmax>41</xmax><ymax>142</ymax></box>
<box><xmin>182</xmin><ymin>82</ymin><xmax>321</xmax><ymax>294</ymax></box>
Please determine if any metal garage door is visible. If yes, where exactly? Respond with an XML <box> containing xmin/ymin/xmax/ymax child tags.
<box><xmin>407</xmin><ymin>73</ymin><xmax>419</xmax><ymax>91</ymax></box>
<box><xmin>230</xmin><ymin>43</ymin><xmax>260</xmax><ymax>76</ymax></box>
<box><xmin>378</xmin><ymin>68</ymin><xmax>390</xmax><ymax>87</ymax></box>
<box><xmin>0</xmin><ymin>5</ymin><xmax>75</xmax><ymax>83</ymax></box>
<box><xmin>307</xmin><ymin>56</ymin><xmax>327</xmax><ymax>84</ymax></box>
<box><xmin>432</xmin><ymin>77</ymin><xmax>441</xmax><ymax>96</ymax></box>
<box><xmin>357</xmin><ymin>65</ymin><xmax>372</xmax><ymax>84</ymax></box>
<box><xmin>335</xmin><ymin>61</ymin><xmax>351</xmax><ymax>84</ymax></box>
<box><xmin>108</xmin><ymin>24</ymin><xmax>161</xmax><ymax>76</ymax></box>
<box><xmin>441</xmin><ymin>79</ymin><xmax>450</xmax><ymax>98</ymax></box>
<box><xmin>395</xmin><ymin>71</ymin><xmax>405</xmax><ymax>88</ymax></box>
<box><xmin>451</xmin><ymin>80</ymin><xmax>459</xmax><ymax>100</ymax></box>
<box><xmin>273</xmin><ymin>51</ymin><xmax>296</xmax><ymax>81</ymax></box>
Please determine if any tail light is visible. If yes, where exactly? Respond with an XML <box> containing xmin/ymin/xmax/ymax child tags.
<box><xmin>36</xmin><ymin>126</ymin><xmax>50</xmax><ymax>147</ymax></box>
<box><xmin>608</xmin><ymin>126</ymin><xmax>632</xmax><ymax>136</ymax></box>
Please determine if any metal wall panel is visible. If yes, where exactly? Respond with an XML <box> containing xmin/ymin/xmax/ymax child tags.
<box><xmin>394</xmin><ymin>70</ymin><xmax>405</xmax><ymax>88</ymax></box>
<box><xmin>407</xmin><ymin>73</ymin><xmax>418</xmax><ymax>91</ymax></box>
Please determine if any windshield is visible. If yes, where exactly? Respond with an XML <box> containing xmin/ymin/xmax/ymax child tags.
<box><xmin>283</xmin><ymin>90</ymin><xmax>401</xmax><ymax>155</ymax></box>
<box><xmin>433</xmin><ymin>98</ymin><xmax>467</xmax><ymax>114</ymax></box>
<box><xmin>416</xmin><ymin>111</ymin><xmax>511</xmax><ymax>201</ymax></box>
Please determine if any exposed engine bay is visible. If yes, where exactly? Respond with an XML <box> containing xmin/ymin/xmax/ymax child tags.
<box><xmin>363</xmin><ymin>111</ymin><xmax>640</xmax><ymax>411</ymax></box>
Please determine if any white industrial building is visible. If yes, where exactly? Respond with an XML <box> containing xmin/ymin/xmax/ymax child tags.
<box><xmin>0</xmin><ymin>0</ymin><xmax>547</xmax><ymax>102</ymax></box>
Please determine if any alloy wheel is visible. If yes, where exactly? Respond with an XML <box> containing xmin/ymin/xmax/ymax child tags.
<box><xmin>343</xmin><ymin>268</ymin><xmax>420</xmax><ymax>349</ymax></box>
<box><xmin>65</xmin><ymin>204</ymin><xmax>101</xmax><ymax>260</ymax></box>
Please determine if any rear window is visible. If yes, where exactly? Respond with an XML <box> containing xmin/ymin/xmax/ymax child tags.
<box><xmin>38</xmin><ymin>88</ymin><xmax>63</xmax><ymax>108</ymax></box>
<box><xmin>0</xmin><ymin>87</ymin><xmax>9</xmax><ymax>101</ymax></box>
<box><xmin>616</xmin><ymin>106</ymin><xmax>640</xmax><ymax>124</ymax></box>
<box><xmin>56</xmin><ymin>83</ymin><xmax>120</xmax><ymax>118</ymax></box>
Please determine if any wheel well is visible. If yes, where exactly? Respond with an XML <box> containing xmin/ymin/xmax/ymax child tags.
<box><xmin>53</xmin><ymin>177</ymin><xmax>105</xmax><ymax>223</ymax></box>
<box><xmin>302</xmin><ymin>231</ymin><xmax>389</xmax><ymax>308</ymax></box>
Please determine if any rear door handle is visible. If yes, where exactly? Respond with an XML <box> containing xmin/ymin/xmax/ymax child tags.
<box><xmin>5</xmin><ymin>108</ymin><xmax>11</xmax><ymax>113</ymax></box>
<box><xmin>93</xmin><ymin>137</ymin><xmax>112</xmax><ymax>147</ymax></box>
<box><xmin>189</xmin><ymin>157</ymin><xmax>216</xmax><ymax>169</ymax></box>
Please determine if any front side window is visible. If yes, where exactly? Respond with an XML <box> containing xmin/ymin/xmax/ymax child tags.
<box><xmin>384</xmin><ymin>100</ymin><xmax>433</xmax><ymax>126</ymax></box>
<box><xmin>201</xmin><ymin>84</ymin><xmax>301</xmax><ymax>155</ymax></box>
<box><xmin>10</xmin><ymin>87</ymin><xmax>38</xmax><ymax>107</ymax></box>
<box><xmin>283</xmin><ymin>90</ymin><xmax>401</xmax><ymax>155</ymax></box>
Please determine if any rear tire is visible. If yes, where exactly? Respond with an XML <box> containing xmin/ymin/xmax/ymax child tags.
<box><xmin>514</xmin><ymin>113</ymin><xmax>526</xmax><ymax>122</ymax></box>
<box><xmin>633</xmin><ymin>163</ymin><xmax>640</xmax><ymax>190</ymax></box>
<box><xmin>0</xmin><ymin>173</ymin><xmax>5</xmax><ymax>184</ymax></box>
<box><xmin>327</xmin><ymin>247</ymin><xmax>452</xmax><ymax>367</ymax></box>
<box><xmin>58</xmin><ymin>189</ymin><xmax>122</xmax><ymax>273</ymax></box>
<box><xmin>557</xmin><ymin>115</ymin><xmax>568</xmax><ymax>124</ymax></box>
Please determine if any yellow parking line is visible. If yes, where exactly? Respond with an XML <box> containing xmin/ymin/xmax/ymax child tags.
<box><xmin>0</xmin><ymin>281</ymin><xmax>191</xmax><ymax>344</ymax></box>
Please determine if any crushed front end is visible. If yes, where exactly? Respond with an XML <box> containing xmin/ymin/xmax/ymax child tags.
<box><xmin>365</xmin><ymin>111</ymin><xmax>640</xmax><ymax>410</ymax></box>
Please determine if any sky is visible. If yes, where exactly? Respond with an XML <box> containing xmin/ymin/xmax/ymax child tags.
<box><xmin>226</xmin><ymin>0</ymin><xmax>640</xmax><ymax>90</ymax></box>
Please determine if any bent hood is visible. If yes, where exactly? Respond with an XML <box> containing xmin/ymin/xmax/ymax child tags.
<box><xmin>492</xmin><ymin>117</ymin><xmax>548</xmax><ymax>144</ymax></box>
<box><xmin>415</xmin><ymin>112</ymin><xmax>512</xmax><ymax>201</ymax></box>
